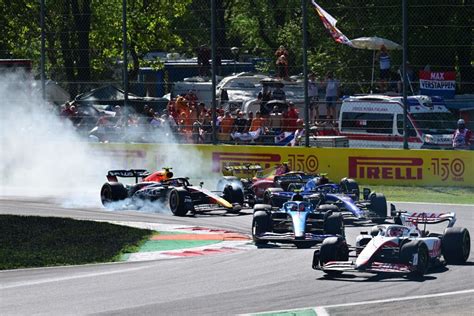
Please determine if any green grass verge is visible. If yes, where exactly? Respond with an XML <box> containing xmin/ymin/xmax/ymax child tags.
<box><xmin>0</xmin><ymin>215</ymin><xmax>153</xmax><ymax>270</ymax></box>
<box><xmin>367</xmin><ymin>185</ymin><xmax>474</xmax><ymax>204</ymax></box>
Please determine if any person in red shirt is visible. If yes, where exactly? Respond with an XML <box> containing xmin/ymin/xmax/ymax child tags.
<box><xmin>285</xmin><ymin>102</ymin><xmax>299</xmax><ymax>132</ymax></box>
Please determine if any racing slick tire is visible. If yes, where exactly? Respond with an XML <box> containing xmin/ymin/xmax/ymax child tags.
<box><xmin>263</xmin><ymin>188</ymin><xmax>284</xmax><ymax>206</ymax></box>
<box><xmin>168</xmin><ymin>188</ymin><xmax>189</xmax><ymax>217</ymax></box>
<box><xmin>340</xmin><ymin>178</ymin><xmax>360</xmax><ymax>200</ymax></box>
<box><xmin>442</xmin><ymin>227</ymin><xmax>471</xmax><ymax>264</ymax></box>
<box><xmin>319</xmin><ymin>236</ymin><xmax>349</xmax><ymax>276</ymax></box>
<box><xmin>222</xmin><ymin>184</ymin><xmax>245</xmax><ymax>208</ymax></box>
<box><xmin>369</xmin><ymin>192</ymin><xmax>387</xmax><ymax>224</ymax></box>
<box><xmin>252</xmin><ymin>211</ymin><xmax>271</xmax><ymax>246</ymax></box>
<box><xmin>324</xmin><ymin>213</ymin><xmax>344</xmax><ymax>236</ymax></box>
<box><xmin>400</xmin><ymin>240</ymin><xmax>429</xmax><ymax>278</ymax></box>
<box><xmin>100</xmin><ymin>182</ymin><xmax>128</xmax><ymax>206</ymax></box>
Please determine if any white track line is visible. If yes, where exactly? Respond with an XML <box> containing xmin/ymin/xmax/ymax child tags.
<box><xmin>391</xmin><ymin>201</ymin><xmax>474</xmax><ymax>207</ymax></box>
<box><xmin>245</xmin><ymin>289</ymin><xmax>474</xmax><ymax>315</ymax></box>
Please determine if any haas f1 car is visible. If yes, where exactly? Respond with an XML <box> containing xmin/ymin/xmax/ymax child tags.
<box><xmin>264</xmin><ymin>175</ymin><xmax>388</xmax><ymax>224</ymax></box>
<box><xmin>312</xmin><ymin>209</ymin><xmax>471</xmax><ymax>277</ymax></box>
<box><xmin>252</xmin><ymin>193</ymin><xmax>345</xmax><ymax>248</ymax></box>
<box><xmin>100</xmin><ymin>168</ymin><xmax>242</xmax><ymax>216</ymax></box>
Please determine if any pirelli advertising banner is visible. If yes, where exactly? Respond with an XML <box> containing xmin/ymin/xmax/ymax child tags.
<box><xmin>94</xmin><ymin>144</ymin><xmax>474</xmax><ymax>187</ymax></box>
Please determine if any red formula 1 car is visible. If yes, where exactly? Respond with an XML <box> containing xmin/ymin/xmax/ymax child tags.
<box><xmin>101</xmin><ymin>168</ymin><xmax>242</xmax><ymax>216</ymax></box>
<box><xmin>218</xmin><ymin>163</ymin><xmax>315</xmax><ymax>207</ymax></box>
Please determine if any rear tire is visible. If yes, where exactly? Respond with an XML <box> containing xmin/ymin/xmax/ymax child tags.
<box><xmin>168</xmin><ymin>188</ymin><xmax>189</xmax><ymax>216</ymax></box>
<box><xmin>100</xmin><ymin>182</ymin><xmax>128</xmax><ymax>206</ymax></box>
<box><xmin>442</xmin><ymin>227</ymin><xmax>471</xmax><ymax>264</ymax></box>
<box><xmin>252</xmin><ymin>211</ymin><xmax>271</xmax><ymax>246</ymax></box>
<box><xmin>369</xmin><ymin>193</ymin><xmax>387</xmax><ymax>224</ymax></box>
<box><xmin>263</xmin><ymin>188</ymin><xmax>284</xmax><ymax>206</ymax></box>
<box><xmin>319</xmin><ymin>236</ymin><xmax>349</xmax><ymax>276</ymax></box>
<box><xmin>400</xmin><ymin>240</ymin><xmax>429</xmax><ymax>277</ymax></box>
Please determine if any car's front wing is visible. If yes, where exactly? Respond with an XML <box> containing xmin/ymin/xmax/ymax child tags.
<box><xmin>255</xmin><ymin>232</ymin><xmax>335</xmax><ymax>244</ymax></box>
<box><xmin>315</xmin><ymin>261</ymin><xmax>412</xmax><ymax>274</ymax></box>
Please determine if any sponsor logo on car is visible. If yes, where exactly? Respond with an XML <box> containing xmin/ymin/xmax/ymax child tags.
<box><xmin>349</xmin><ymin>157</ymin><xmax>423</xmax><ymax>180</ymax></box>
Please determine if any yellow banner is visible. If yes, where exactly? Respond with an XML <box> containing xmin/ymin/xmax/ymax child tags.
<box><xmin>91</xmin><ymin>143</ymin><xmax>474</xmax><ymax>187</ymax></box>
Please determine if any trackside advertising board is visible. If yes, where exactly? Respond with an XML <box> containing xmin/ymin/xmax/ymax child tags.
<box><xmin>91</xmin><ymin>143</ymin><xmax>474</xmax><ymax>187</ymax></box>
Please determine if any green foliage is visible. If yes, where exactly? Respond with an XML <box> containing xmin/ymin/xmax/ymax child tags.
<box><xmin>0</xmin><ymin>215</ymin><xmax>153</xmax><ymax>270</ymax></box>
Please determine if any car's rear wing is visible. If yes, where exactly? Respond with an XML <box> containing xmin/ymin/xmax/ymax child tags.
<box><xmin>106</xmin><ymin>169</ymin><xmax>150</xmax><ymax>183</ymax></box>
<box><xmin>399</xmin><ymin>211</ymin><xmax>456</xmax><ymax>227</ymax></box>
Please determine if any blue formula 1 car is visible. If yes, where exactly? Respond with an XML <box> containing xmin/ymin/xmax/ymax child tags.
<box><xmin>252</xmin><ymin>196</ymin><xmax>345</xmax><ymax>249</ymax></box>
<box><xmin>262</xmin><ymin>176</ymin><xmax>388</xmax><ymax>224</ymax></box>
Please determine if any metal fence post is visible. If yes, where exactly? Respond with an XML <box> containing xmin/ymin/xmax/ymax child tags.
<box><xmin>122</xmin><ymin>0</ymin><xmax>128</xmax><ymax>107</ymax></box>
<box><xmin>302</xmin><ymin>0</ymin><xmax>309</xmax><ymax>147</ymax></box>
<box><xmin>40</xmin><ymin>0</ymin><xmax>46</xmax><ymax>100</ymax></box>
<box><xmin>402</xmin><ymin>0</ymin><xmax>408</xmax><ymax>149</ymax></box>
<box><xmin>211</xmin><ymin>0</ymin><xmax>217</xmax><ymax>145</ymax></box>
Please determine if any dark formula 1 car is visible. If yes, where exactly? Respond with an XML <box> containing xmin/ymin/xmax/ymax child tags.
<box><xmin>100</xmin><ymin>168</ymin><xmax>242</xmax><ymax>216</ymax></box>
<box><xmin>263</xmin><ymin>175</ymin><xmax>388</xmax><ymax>224</ymax></box>
<box><xmin>252</xmin><ymin>195</ymin><xmax>345</xmax><ymax>248</ymax></box>
<box><xmin>312</xmin><ymin>210</ymin><xmax>471</xmax><ymax>278</ymax></box>
<box><xmin>218</xmin><ymin>164</ymin><xmax>315</xmax><ymax>207</ymax></box>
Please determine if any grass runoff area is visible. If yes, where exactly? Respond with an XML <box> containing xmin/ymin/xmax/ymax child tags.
<box><xmin>0</xmin><ymin>215</ymin><xmax>153</xmax><ymax>270</ymax></box>
<box><xmin>0</xmin><ymin>186</ymin><xmax>472</xmax><ymax>270</ymax></box>
<box><xmin>368</xmin><ymin>185</ymin><xmax>474</xmax><ymax>205</ymax></box>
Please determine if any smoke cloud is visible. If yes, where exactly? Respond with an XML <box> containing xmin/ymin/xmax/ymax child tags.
<box><xmin>0</xmin><ymin>72</ymin><xmax>220</xmax><ymax>210</ymax></box>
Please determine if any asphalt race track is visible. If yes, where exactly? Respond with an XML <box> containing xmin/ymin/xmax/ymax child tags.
<box><xmin>1</xmin><ymin>196</ymin><xmax>473</xmax><ymax>315</ymax></box>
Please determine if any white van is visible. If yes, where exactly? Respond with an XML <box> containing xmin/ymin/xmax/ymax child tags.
<box><xmin>338</xmin><ymin>95</ymin><xmax>456</xmax><ymax>149</ymax></box>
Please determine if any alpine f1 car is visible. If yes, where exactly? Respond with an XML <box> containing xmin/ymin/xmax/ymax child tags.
<box><xmin>218</xmin><ymin>163</ymin><xmax>315</xmax><ymax>207</ymax></box>
<box><xmin>312</xmin><ymin>209</ymin><xmax>471</xmax><ymax>277</ymax></box>
<box><xmin>100</xmin><ymin>168</ymin><xmax>242</xmax><ymax>216</ymax></box>
<box><xmin>252</xmin><ymin>193</ymin><xmax>345</xmax><ymax>248</ymax></box>
<box><xmin>263</xmin><ymin>175</ymin><xmax>388</xmax><ymax>224</ymax></box>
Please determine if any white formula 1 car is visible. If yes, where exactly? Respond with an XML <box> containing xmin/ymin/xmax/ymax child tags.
<box><xmin>312</xmin><ymin>209</ymin><xmax>471</xmax><ymax>278</ymax></box>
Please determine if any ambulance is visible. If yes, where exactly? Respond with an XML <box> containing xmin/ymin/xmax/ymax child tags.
<box><xmin>338</xmin><ymin>95</ymin><xmax>457</xmax><ymax>149</ymax></box>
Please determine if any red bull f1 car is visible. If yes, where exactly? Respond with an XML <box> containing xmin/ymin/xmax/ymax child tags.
<box><xmin>100</xmin><ymin>168</ymin><xmax>242</xmax><ymax>216</ymax></box>
<box><xmin>312</xmin><ymin>209</ymin><xmax>471</xmax><ymax>278</ymax></box>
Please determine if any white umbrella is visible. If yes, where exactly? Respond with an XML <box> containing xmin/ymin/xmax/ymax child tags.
<box><xmin>350</xmin><ymin>36</ymin><xmax>402</xmax><ymax>90</ymax></box>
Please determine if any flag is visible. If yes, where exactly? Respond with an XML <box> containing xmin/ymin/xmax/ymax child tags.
<box><xmin>274</xmin><ymin>131</ymin><xmax>295</xmax><ymax>146</ymax></box>
<box><xmin>311</xmin><ymin>1</ymin><xmax>353</xmax><ymax>47</ymax></box>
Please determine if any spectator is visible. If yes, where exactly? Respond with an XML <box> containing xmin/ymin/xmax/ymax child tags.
<box><xmin>185</xmin><ymin>90</ymin><xmax>198</xmax><ymax>108</ymax></box>
<box><xmin>218</xmin><ymin>111</ymin><xmax>235</xmax><ymax>141</ymax></box>
<box><xmin>267</xmin><ymin>105</ymin><xmax>283</xmax><ymax>135</ymax></box>
<box><xmin>200</xmin><ymin>113</ymin><xmax>212</xmax><ymax>143</ymax></box>
<box><xmin>197</xmin><ymin>45</ymin><xmax>211</xmax><ymax>77</ymax></box>
<box><xmin>308</xmin><ymin>73</ymin><xmax>319</xmax><ymax>124</ymax></box>
<box><xmin>274</xmin><ymin>45</ymin><xmax>289</xmax><ymax>78</ymax></box>
<box><xmin>257</xmin><ymin>84</ymin><xmax>272</xmax><ymax>117</ymax></box>
<box><xmin>324</xmin><ymin>71</ymin><xmax>339</xmax><ymax>122</ymax></box>
<box><xmin>233</xmin><ymin>111</ymin><xmax>248</xmax><ymax>134</ymax></box>
<box><xmin>376</xmin><ymin>45</ymin><xmax>391</xmax><ymax>92</ymax></box>
<box><xmin>272</xmin><ymin>82</ymin><xmax>286</xmax><ymax>101</ymax></box>
<box><xmin>249</xmin><ymin>110</ymin><xmax>266</xmax><ymax>132</ymax></box>
<box><xmin>175</xmin><ymin>95</ymin><xmax>188</xmax><ymax>115</ymax></box>
<box><xmin>285</xmin><ymin>102</ymin><xmax>299</xmax><ymax>132</ymax></box>
<box><xmin>452</xmin><ymin>119</ymin><xmax>472</xmax><ymax>150</ymax></box>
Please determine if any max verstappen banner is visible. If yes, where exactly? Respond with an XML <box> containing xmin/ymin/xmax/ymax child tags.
<box><xmin>419</xmin><ymin>71</ymin><xmax>456</xmax><ymax>98</ymax></box>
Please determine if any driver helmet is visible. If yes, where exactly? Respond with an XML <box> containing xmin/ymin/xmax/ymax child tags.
<box><xmin>457</xmin><ymin>119</ymin><xmax>465</xmax><ymax>129</ymax></box>
<box><xmin>387</xmin><ymin>226</ymin><xmax>404</xmax><ymax>237</ymax></box>
<box><xmin>317</xmin><ymin>174</ymin><xmax>329</xmax><ymax>185</ymax></box>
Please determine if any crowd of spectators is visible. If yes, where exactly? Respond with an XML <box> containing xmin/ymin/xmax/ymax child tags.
<box><xmin>58</xmin><ymin>88</ymin><xmax>339</xmax><ymax>145</ymax></box>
